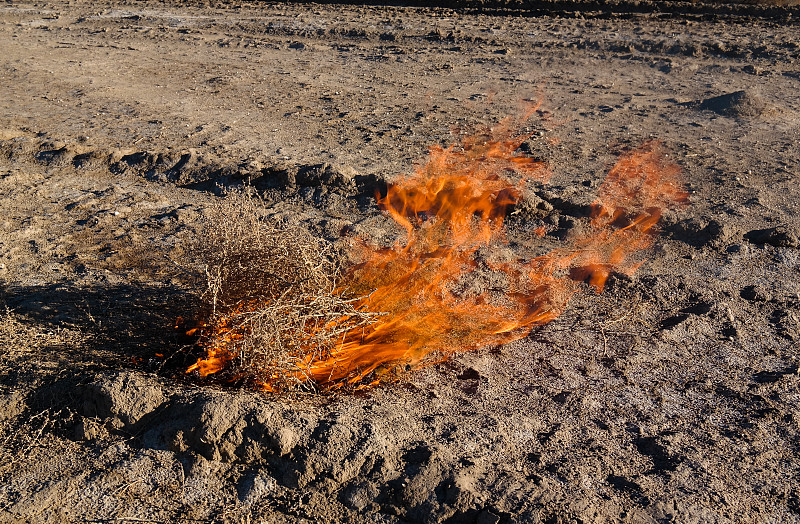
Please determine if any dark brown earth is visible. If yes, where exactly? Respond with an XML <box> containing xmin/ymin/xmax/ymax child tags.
<box><xmin>1</xmin><ymin>0</ymin><xmax>799</xmax><ymax>522</ymax></box>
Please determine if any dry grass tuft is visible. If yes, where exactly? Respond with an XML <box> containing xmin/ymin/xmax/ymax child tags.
<box><xmin>0</xmin><ymin>307</ymin><xmax>82</xmax><ymax>359</ymax></box>
<box><xmin>187</xmin><ymin>187</ymin><xmax>377</xmax><ymax>391</ymax></box>
<box><xmin>0</xmin><ymin>307</ymin><xmax>41</xmax><ymax>356</ymax></box>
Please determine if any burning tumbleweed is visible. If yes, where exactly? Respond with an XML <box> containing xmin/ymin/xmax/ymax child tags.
<box><xmin>185</xmin><ymin>114</ymin><xmax>686</xmax><ymax>393</ymax></box>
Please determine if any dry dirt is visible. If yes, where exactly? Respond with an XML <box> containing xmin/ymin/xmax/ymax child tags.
<box><xmin>1</xmin><ymin>0</ymin><xmax>800</xmax><ymax>522</ymax></box>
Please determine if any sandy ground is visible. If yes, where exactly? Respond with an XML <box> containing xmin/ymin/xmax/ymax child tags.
<box><xmin>1</xmin><ymin>0</ymin><xmax>800</xmax><ymax>522</ymax></box>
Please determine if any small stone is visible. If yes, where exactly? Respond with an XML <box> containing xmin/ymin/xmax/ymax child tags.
<box><xmin>342</xmin><ymin>482</ymin><xmax>379</xmax><ymax>511</ymax></box>
<box><xmin>240</xmin><ymin>474</ymin><xmax>277</xmax><ymax>505</ymax></box>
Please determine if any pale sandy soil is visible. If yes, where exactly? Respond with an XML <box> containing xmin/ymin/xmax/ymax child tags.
<box><xmin>1</xmin><ymin>0</ymin><xmax>800</xmax><ymax>522</ymax></box>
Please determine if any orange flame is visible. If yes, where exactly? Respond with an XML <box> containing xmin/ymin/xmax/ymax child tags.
<box><xmin>187</xmin><ymin>115</ymin><xmax>686</xmax><ymax>392</ymax></box>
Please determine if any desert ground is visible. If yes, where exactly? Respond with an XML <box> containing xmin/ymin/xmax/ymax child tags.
<box><xmin>1</xmin><ymin>0</ymin><xmax>799</xmax><ymax>522</ymax></box>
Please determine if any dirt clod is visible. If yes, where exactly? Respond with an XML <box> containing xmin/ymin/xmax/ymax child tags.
<box><xmin>696</xmin><ymin>90</ymin><xmax>776</xmax><ymax>119</ymax></box>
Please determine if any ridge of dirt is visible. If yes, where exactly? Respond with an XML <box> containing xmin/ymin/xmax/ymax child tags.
<box><xmin>172</xmin><ymin>0</ymin><xmax>800</xmax><ymax>19</ymax></box>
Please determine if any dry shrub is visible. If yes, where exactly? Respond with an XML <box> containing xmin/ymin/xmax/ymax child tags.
<box><xmin>189</xmin><ymin>187</ymin><xmax>377</xmax><ymax>391</ymax></box>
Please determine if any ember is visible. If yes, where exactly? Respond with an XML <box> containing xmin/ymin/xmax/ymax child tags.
<box><xmin>187</xmin><ymin>114</ymin><xmax>686</xmax><ymax>392</ymax></box>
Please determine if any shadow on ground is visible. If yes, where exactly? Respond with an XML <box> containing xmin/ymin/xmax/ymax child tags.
<box><xmin>0</xmin><ymin>281</ymin><xmax>202</xmax><ymax>377</ymax></box>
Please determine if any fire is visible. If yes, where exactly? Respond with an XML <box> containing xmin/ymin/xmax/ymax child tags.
<box><xmin>186</xmin><ymin>114</ymin><xmax>686</xmax><ymax>392</ymax></box>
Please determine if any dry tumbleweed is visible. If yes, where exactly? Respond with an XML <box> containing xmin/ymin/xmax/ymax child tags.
<box><xmin>186</xmin><ymin>188</ymin><xmax>377</xmax><ymax>391</ymax></box>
